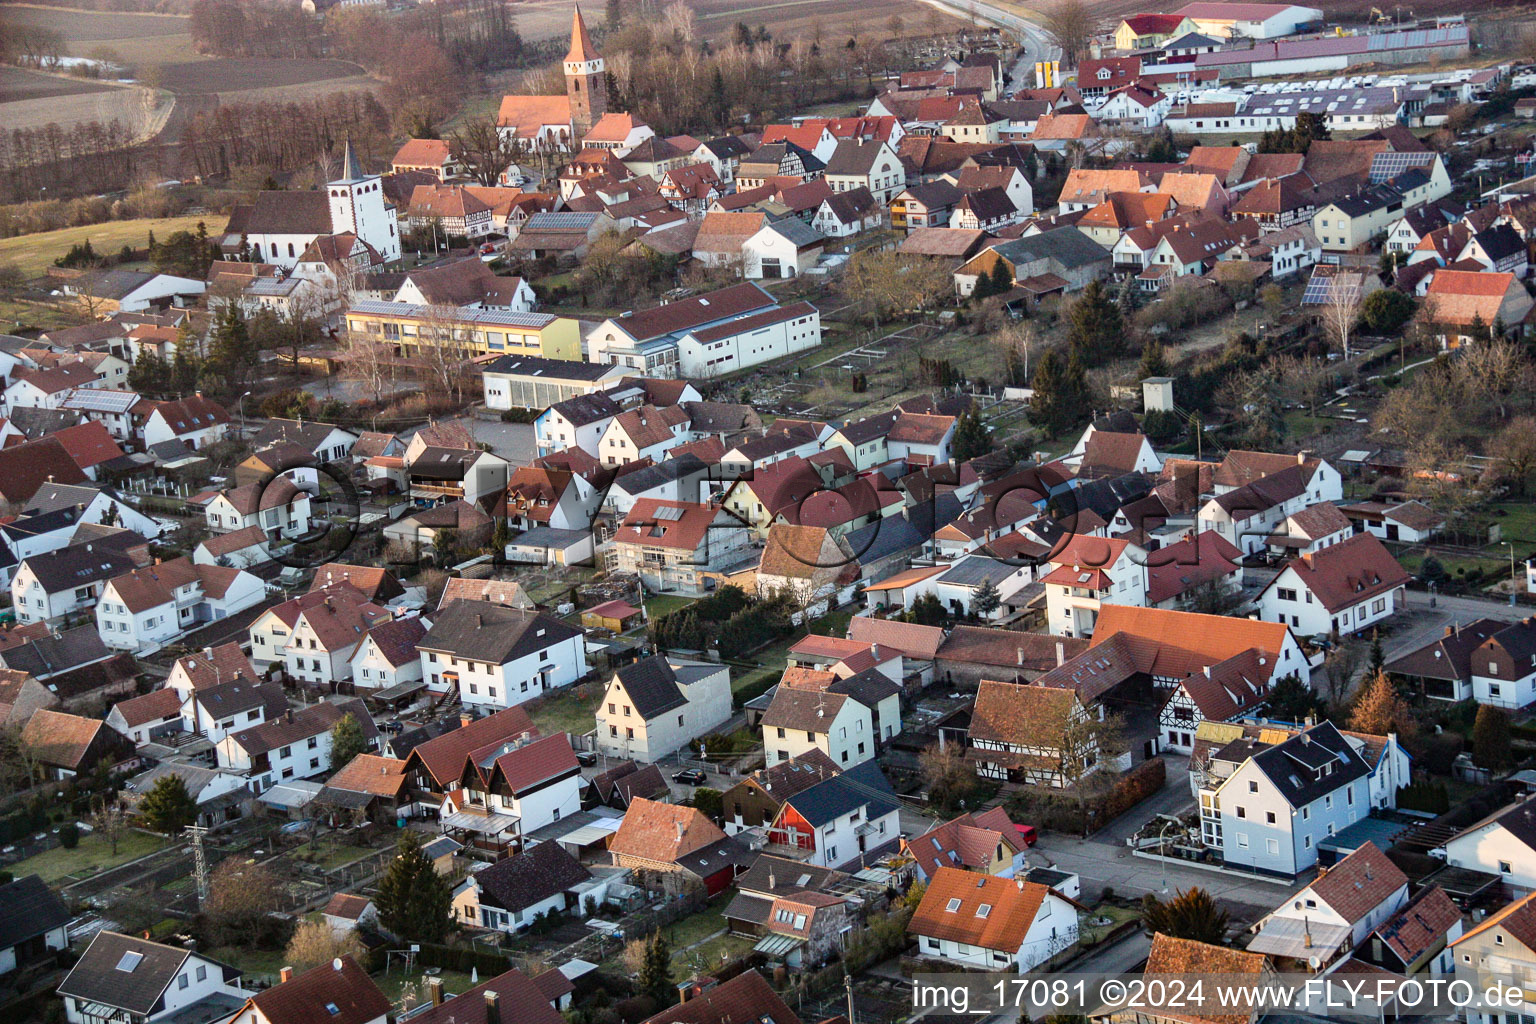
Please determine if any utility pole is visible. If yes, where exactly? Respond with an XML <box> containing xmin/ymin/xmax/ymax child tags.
<box><xmin>185</xmin><ymin>825</ymin><xmax>210</xmax><ymax>903</ymax></box>
<box><xmin>845</xmin><ymin>974</ymin><xmax>856</xmax><ymax>1024</ymax></box>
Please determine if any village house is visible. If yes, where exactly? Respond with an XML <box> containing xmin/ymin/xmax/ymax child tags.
<box><xmin>418</xmin><ymin>601</ymin><xmax>588</xmax><ymax>711</ymax></box>
<box><xmin>903</xmin><ymin>807</ymin><xmax>1029</xmax><ymax>882</ymax></box>
<box><xmin>1451</xmin><ymin>889</ymin><xmax>1536</xmax><ymax>1012</ymax></box>
<box><xmin>202</xmin><ymin>478</ymin><xmax>312</xmax><ymax>542</ymax></box>
<box><xmin>1198</xmin><ymin>720</ymin><xmax>1374</xmax><ymax>877</ymax></box>
<box><xmin>610</xmin><ymin>499</ymin><xmax>753</xmax><ymax>594</ymax></box>
<box><xmin>1255</xmin><ymin>532</ymin><xmax>1410</xmax><ymax>637</ymax></box>
<box><xmin>348</xmin><ymin>616</ymin><xmax>428</xmax><ymax>694</ymax></box>
<box><xmin>1247</xmin><ymin>842</ymin><xmax>1408</xmax><ymax>968</ymax></box>
<box><xmin>720</xmin><ymin>750</ymin><xmax>843</xmax><ymax>836</ymax></box>
<box><xmin>909</xmin><ymin>867</ymin><xmax>1081</xmax><ymax>971</ymax></box>
<box><xmin>439</xmin><ymin>731</ymin><xmax>583</xmax><ymax>859</ymax></box>
<box><xmin>281</xmin><ymin>590</ymin><xmax>391</xmax><ymax>691</ymax></box>
<box><xmin>216</xmin><ymin>698</ymin><xmax>376</xmax><ymax>793</ymax></box>
<box><xmin>965</xmin><ymin>679</ymin><xmax>1098</xmax><ymax>788</ymax></box>
<box><xmin>595</xmin><ymin>655</ymin><xmax>732</xmax><ymax>763</ymax></box>
<box><xmin>96</xmin><ymin>558</ymin><xmax>264</xmax><ymax>655</ymax></box>
<box><xmin>232</xmin><ymin>956</ymin><xmax>387</xmax><ymax>1024</ymax></box>
<box><xmin>607</xmin><ymin>797</ymin><xmax>746</xmax><ymax>895</ymax></box>
<box><xmin>58</xmin><ymin>931</ymin><xmax>248</xmax><ymax>1024</ymax></box>
<box><xmin>764</xmin><ymin>760</ymin><xmax>901</xmax><ymax>870</ymax></box>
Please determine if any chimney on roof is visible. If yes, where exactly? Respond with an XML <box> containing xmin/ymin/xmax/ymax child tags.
<box><xmin>461</xmin><ymin>712</ymin><xmax>474</xmax><ymax>728</ymax></box>
<box><xmin>427</xmin><ymin>977</ymin><xmax>444</xmax><ymax>1006</ymax></box>
<box><xmin>332</xmin><ymin>958</ymin><xmax>343</xmax><ymax>972</ymax></box>
<box><xmin>1056</xmin><ymin>641</ymin><xmax>1066</xmax><ymax>667</ymax></box>
<box><xmin>769</xmin><ymin>869</ymin><xmax>776</xmax><ymax>889</ymax></box>
<box><xmin>676</xmin><ymin>820</ymin><xmax>684</xmax><ymax>838</ymax></box>
<box><xmin>280</xmin><ymin>966</ymin><xmax>293</xmax><ymax>984</ymax></box>
<box><xmin>871</xmin><ymin>642</ymin><xmax>881</xmax><ymax>662</ymax></box>
<box><xmin>1203</xmin><ymin>665</ymin><xmax>1211</xmax><ymax>678</ymax></box>
<box><xmin>484</xmin><ymin>990</ymin><xmax>501</xmax><ymax>1024</ymax></box>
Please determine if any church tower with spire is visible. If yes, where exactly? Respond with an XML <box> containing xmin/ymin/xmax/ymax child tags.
<box><xmin>328</xmin><ymin>137</ymin><xmax>400</xmax><ymax>264</ymax></box>
<box><xmin>563</xmin><ymin>5</ymin><xmax>607</xmax><ymax>139</ymax></box>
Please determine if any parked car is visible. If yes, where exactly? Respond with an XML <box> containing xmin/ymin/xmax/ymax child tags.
<box><xmin>673</xmin><ymin>767</ymin><xmax>706</xmax><ymax>785</ymax></box>
<box><xmin>1015</xmin><ymin>824</ymin><xmax>1038</xmax><ymax>847</ymax></box>
<box><xmin>575</xmin><ymin>750</ymin><xmax>598</xmax><ymax>767</ymax></box>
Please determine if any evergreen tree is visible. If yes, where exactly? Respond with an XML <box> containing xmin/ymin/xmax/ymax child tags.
<box><xmin>1264</xmin><ymin>673</ymin><xmax>1320</xmax><ymax>723</ymax></box>
<box><xmin>137</xmin><ymin>774</ymin><xmax>198</xmax><ymax>833</ymax></box>
<box><xmin>971</xmin><ymin>577</ymin><xmax>1000</xmax><ymax>619</ymax></box>
<box><xmin>205</xmin><ymin>303</ymin><xmax>255</xmax><ymax>393</ymax></box>
<box><xmin>1140</xmin><ymin>888</ymin><xmax>1230</xmax><ymax>945</ymax></box>
<box><xmin>1137</xmin><ymin>339</ymin><xmax>1169</xmax><ymax>381</ymax></box>
<box><xmin>171</xmin><ymin>345</ymin><xmax>200</xmax><ymax>395</ymax></box>
<box><xmin>907</xmin><ymin>592</ymin><xmax>946</xmax><ymax>626</ymax></box>
<box><xmin>1065</xmin><ymin>280</ymin><xmax>1125</xmax><ymax>366</ymax></box>
<box><xmin>374</xmin><ymin>831</ymin><xmax>453</xmax><ymax>942</ymax></box>
<box><xmin>1116</xmin><ymin>272</ymin><xmax>1140</xmax><ymax>320</ymax></box>
<box><xmin>1027</xmin><ymin>349</ymin><xmax>1087</xmax><ymax>437</ymax></box>
<box><xmin>328</xmin><ymin>713</ymin><xmax>368</xmax><ymax>771</ymax></box>
<box><xmin>128</xmin><ymin>352</ymin><xmax>172</xmax><ymax>396</ymax></box>
<box><xmin>951</xmin><ymin>406</ymin><xmax>993</xmax><ymax>462</ymax></box>
<box><xmin>636</xmin><ymin>932</ymin><xmax>674</xmax><ymax>1009</ymax></box>
<box><xmin>988</xmin><ymin>261</ymin><xmax>1011</xmax><ymax>296</ymax></box>
<box><xmin>1473</xmin><ymin>705</ymin><xmax>1514</xmax><ymax>772</ymax></box>
<box><xmin>1368</xmin><ymin>628</ymin><xmax>1384</xmax><ymax>678</ymax></box>
<box><xmin>146</xmin><ymin>229</ymin><xmax>158</xmax><ymax>261</ymax></box>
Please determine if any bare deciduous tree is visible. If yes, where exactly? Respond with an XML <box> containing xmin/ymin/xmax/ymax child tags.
<box><xmin>450</xmin><ymin>115</ymin><xmax>518</xmax><ymax>187</ymax></box>
<box><xmin>1320</xmin><ymin>274</ymin><xmax>1363</xmax><ymax>360</ymax></box>
<box><xmin>1041</xmin><ymin>0</ymin><xmax>1093</xmax><ymax>66</ymax></box>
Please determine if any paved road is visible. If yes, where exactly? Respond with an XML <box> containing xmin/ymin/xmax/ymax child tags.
<box><xmin>917</xmin><ymin>0</ymin><xmax>1060</xmax><ymax>93</ymax></box>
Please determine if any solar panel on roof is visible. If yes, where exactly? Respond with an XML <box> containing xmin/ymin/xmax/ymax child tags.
<box><xmin>1369</xmin><ymin>151</ymin><xmax>1433</xmax><ymax>184</ymax></box>
<box><xmin>64</xmin><ymin>389</ymin><xmax>137</xmax><ymax>413</ymax></box>
<box><xmin>655</xmin><ymin>506</ymin><xmax>686</xmax><ymax>520</ymax></box>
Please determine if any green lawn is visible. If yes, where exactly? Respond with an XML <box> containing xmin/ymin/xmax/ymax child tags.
<box><xmin>527</xmin><ymin>687</ymin><xmax>599</xmax><ymax>737</ymax></box>
<box><xmin>674</xmin><ymin>932</ymin><xmax>755</xmax><ymax>975</ymax></box>
<box><xmin>289</xmin><ymin>840</ymin><xmax>376</xmax><ymax>871</ymax></box>
<box><xmin>0</xmin><ymin>298</ymin><xmax>89</xmax><ymax>334</ymax></box>
<box><xmin>645</xmin><ymin>595</ymin><xmax>697</xmax><ymax>619</ymax></box>
<box><xmin>207</xmin><ymin>946</ymin><xmax>290</xmax><ymax>984</ymax></box>
<box><xmin>376</xmin><ymin>968</ymin><xmax>478</xmax><ymax>1004</ymax></box>
<box><xmin>0</xmin><ymin>215</ymin><xmax>214</xmax><ymax>278</ymax></box>
<box><xmin>665</xmin><ymin>901</ymin><xmax>729</xmax><ymax>957</ymax></box>
<box><xmin>1080</xmin><ymin>903</ymin><xmax>1139</xmax><ymax>946</ymax></box>
<box><xmin>12</xmin><ymin>830</ymin><xmax>167</xmax><ymax>883</ymax></box>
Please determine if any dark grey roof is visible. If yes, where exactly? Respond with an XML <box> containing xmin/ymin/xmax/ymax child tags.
<box><xmin>936</xmin><ymin>555</ymin><xmax>1014</xmax><ymax>588</ymax></box>
<box><xmin>18</xmin><ymin>542</ymin><xmax>139</xmax><ymax>593</ymax></box>
<box><xmin>734</xmin><ymin>853</ymin><xmax>845</xmax><ymax>897</ymax></box>
<box><xmin>1487</xmin><ymin>618</ymin><xmax>1536</xmax><ymax>664</ymax></box>
<box><xmin>418</xmin><ymin>601</ymin><xmax>582</xmax><ymax>664</ymax></box>
<box><xmin>59</xmin><ymin>931</ymin><xmax>237</xmax><ymax>1015</ymax></box>
<box><xmin>0</xmin><ymin>874</ymin><xmax>68</xmax><ymax>949</ymax></box>
<box><xmin>683</xmin><ymin>834</ymin><xmax>757</xmax><ymax>877</ymax></box>
<box><xmin>700</xmin><ymin>136</ymin><xmax>753</xmax><ymax>160</ymax></box>
<box><xmin>194</xmin><ymin>678</ymin><xmax>285</xmax><ymax>719</ymax></box>
<box><xmin>785</xmin><ymin>760</ymin><xmax>899</xmax><ymax>827</ymax></box>
<box><xmin>614</xmin><ymin>655</ymin><xmax>686</xmax><ymax>720</ymax></box>
<box><xmin>844</xmin><ymin>514</ymin><xmax>925</xmax><ymax>566</ymax></box>
<box><xmin>1251</xmin><ymin>721</ymin><xmax>1371</xmax><ymax>809</ymax></box>
<box><xmin>614</xmin><ymin>454</ymin><xmax>709</xmax><ymax>497</ymax></box>
<box><xmin>250</xmin><ymin>417</ymin><xmax>355</xmax><ymax>452</ymax></box>
<box><xmin>1165</xmin><ymin>30</ymin><xmax>1221</xmax><ymax>47</ymax></box>
<box><xmin>902</xmin><ymin>180</ymin><xmax>963</xmax><ymax>208</ymax></box>
<box><xmin>958</xmin><ymin>186</ymin><xmax>1017</xmax><ymax>221</ymax></box>
<box><xmin>2</xmin><ymin>505</ymin><xmax>83</xmax><ymax>542</ymax></box>
<box><xmin>8</xmin><ymin>407</ymin><xmax>81</xmax><ymax>438</ymax></box>
<box><xmin>764</xmin><ymin>217</ymin><xmax>825</xmax><ymax>248</ymax></box>
<box><xmin>484</xmin><ymin>355</ymin><xmax>618</xmax><ymax>380</ymax></box>
<box><xmin>834</xmin><ymin>412</ymin><xmax>898</xmax><ymax>446</ymax></box>
<box><xmin>473</xmin><ymin>839</ymin><xmax>590</xmax><ymax>913</ymax></box>
<box><xmin>0</xmin><ymin>624</ymin><xmax>112</xmax><ymax>679</ymax></box>
<box><xmin>79</xmin><ymin>269</ymin><xmax>156</xmax><ymax>300</ymax></box>
<box><xmin>1062</xmin><ymin>471</ymin><xmax>1155</xmax><ymax>520</ymax></box>
<box><xmin>147</xmin><ymin>439</ymin><xmax>200</xmax><ymax>463</ymax></box>
<box><xmin>24</xmin><ymin>482</ymin><xmax>106</xmax><ymax>515</ymax></box>
<box><xmin>992</xmin><ymin>226</ymin><xmax>1111</xmax><ymax>270</ymax></box>
<box><xmin>549</xmin><ymin>391</ymin><xmax>623</xmax><ymax>427</ymax></box>
<box><xmin>827</xmin><ymin>667</ymin><xmax>901</xmax><ymax>710</ymax></box>
<box><xmin>1330</xmin><ymin>184</ymin><xmax>1403</xmax><ymax>217</ymax></box>
<box><xmin>409</xmin><ymin>446</ymin><xmax>481</xmax><ymax>480</ymax></box>
<box><xmin>1474</xmin><ymin>224</ymin><xmax>1525</xmax><ymax>264</ymax></box>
